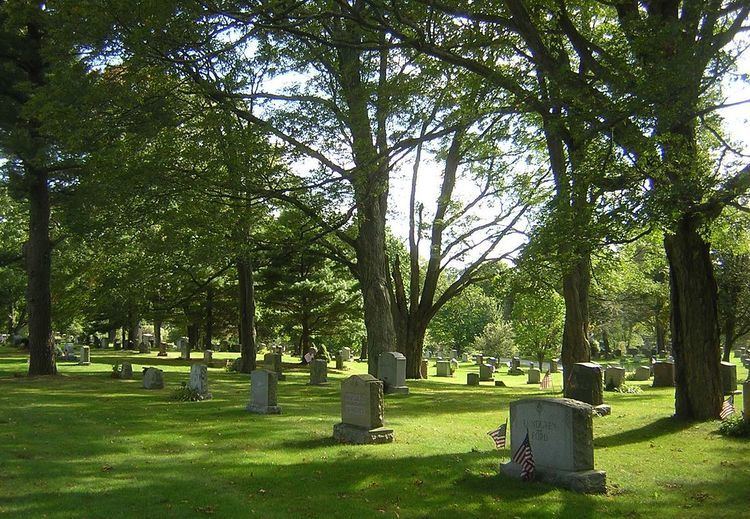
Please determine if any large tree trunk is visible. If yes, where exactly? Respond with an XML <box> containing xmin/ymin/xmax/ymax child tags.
<box><xmin>561</xmin><ymin>254</ymin><xmax>591</xmax><ymax>396</ymax></box>
<box><xmin>300</xmin><ymin>308</ymin><xmax>312</xmax><ymax>360</ymax></box>
<box><xmin>237</xmin><ymin>255</ymin><xmax>257</xmax><ymax>373</ymax></box>
<box><xmin>26</xmin><ymin>165</ymin><xmax>55</xmax><ymax>376</ymax></box>
<box><xmin>155</xmin><ymin>319</ymin><xmax>165</xmax><ymax>356</ymax></box>
<box><xmin>204</xmin><ymin>284</ymin><xmax>213</xmax><ymax>351</ymax></box>
<box><xmin>356</xmin><ymin>208</ymin><xmax>397</xmax><ymax>376</ymax></box>
<box><xmin>400</xmin><ymin>323</ymin><xmax>427</xmax><ymax>379</ymax></box>
<box><xmin>664</xmin><ymin>217</ymin><xmax>722</xmax><ymax>420</ymax></box>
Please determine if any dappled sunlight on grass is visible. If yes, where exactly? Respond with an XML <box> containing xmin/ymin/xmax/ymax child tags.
<box><xmin>0</xmin><ymin>346</ymin><xmax>748</xmax><ymax>517</ymax></box>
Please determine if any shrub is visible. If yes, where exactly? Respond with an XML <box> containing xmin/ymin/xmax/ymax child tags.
<box><xmin>170</xmin><ymin>382</ymin><xmax>207</xmax><ymax>402</ymax></box>
<box><xmin>718</xmin><ymin>415</ymin><xmax>750</xmax><ymax>437</ymax></box>
<box><xmin>612</xmin><ymin>384</ymin><xmax>643</xmax><ymax>394</ymax></box>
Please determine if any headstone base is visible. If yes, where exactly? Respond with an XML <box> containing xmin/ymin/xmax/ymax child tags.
<box><xmin>333</xmin><ymin>423</ymin><xmax>394</xmax><ymax>444</ymax></box>
<box><xmin>247</xmin><ymin>404</ymin><xmax>282</xmax><ymax>415</ymax></box>
<box><xmin>494</xmin><ymin>380</ymin><xmax>507</xmax><ymax>387</ymax></box>
<box><xmin>500</xmin><ymin>462</ymin><xmax>606</xmax><ymax>494</ymax></box>
<box><xmin>157</xmin><ymin>351</ymin><xmax>168</xmax><ymax>357</ymax></box>
<box><xmin>507</xmin><ymin>368</ymin><xmax>524</xmax><ymax>376</ymax></box>
<box><xmin>384</xmin><ymin>386</ymin><xmax>409</xmax><ymax>395</ymax></box>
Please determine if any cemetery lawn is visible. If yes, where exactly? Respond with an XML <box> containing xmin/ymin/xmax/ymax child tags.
<box><xmin>0</xmin><ymin>348</ymin><xmax>748</xmax><ymax>519</ymax></box>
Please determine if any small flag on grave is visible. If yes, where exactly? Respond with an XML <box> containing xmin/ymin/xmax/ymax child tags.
<box><xmin>512</xmin><ymin>431</ymin><xmax>535</xmax><ymax>481</ymax></box>
<box><xmin>540</xmin><ymin>371</ymin><xmax>552</xmax><ymax>390</ymax></box>
<box><xmin>488</xmin><ymin>419</ymin><xmax>508</xmax><ymax>449</ymax></box>
<box><xmin>720</xmin><ymin>395</ymin><xmax>735</xmax><ymax>420</ymax></box>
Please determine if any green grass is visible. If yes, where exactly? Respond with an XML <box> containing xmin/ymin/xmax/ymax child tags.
<box><xmin>0</xmin><ymin>347</ymin><xmax>748</xmax><ymax>518</ymax></box>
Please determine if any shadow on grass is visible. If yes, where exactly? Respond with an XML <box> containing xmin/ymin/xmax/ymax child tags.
<box><xmin>594</xmin><ymin>416</ymin><xmax>693</xmax><ymax>448</ymax></box>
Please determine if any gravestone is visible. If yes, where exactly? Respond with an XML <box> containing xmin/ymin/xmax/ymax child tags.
<box><xmin>476</xmin><ymin>354</ymin><xmax>484</xmax><ymax>366</ymax></box>
<box><xmin>100</xmin><ymin>338</ymin><xmax>109</xmax><ymax>349</ymax></box>
<box><xmin>341</xmin><ymin>346</ymin><xmax>352</xmax><ymax>361</ymax></box>
<box><xmin>550</xmin><ymin>360</ymin><xmax>559</xmax><ymax>374</ymax></box>
<box><xmin>500</xmin><ymin>398</ymin><xmax>606</xmax><ymax>493</ymax></box>
<box><xmin>462</xmin><ymin>353</ymin><xmax>469</xmax><ymax>362</ymax></box>
<box><xmin>733</xmin><ymin>348</ymin><xmax>742</xmax><ymax>359</ymax></box>
<box><xmin>479</xmin><ymin>363</ymin><xmax>495</xmax><ymax>382</ymax></box>
<box><xmin>264</xmin><ymin>352</ymin><xmax>285</xmax><ymax>381</ymax></box>
<box><xmin>309</xmin><ymin>358</ymin><xmax>329</xmax><ymax>385</ymax></box>
<box><xmin>420</xmin><ymin>359</ymin><xmax>429</xmax><ymax>379</ymax></box>
<box><xmin>719</xmin><ymin>361</ymin><xmax>737</xmax><ymax>395</ymax></box>
<box><xmin>142</xmin><ymin>367</ymin><xmax>164</xmax><ymax>389</ymax></box>
<box><xmin>568</xmin><ymin>363</ymin><xmax>603</xmax><ymax>406</ymax></box>
<box><xmin>64</xmin><ymin>343</ymin><xmax>75</xmax><ymax>356</ymax></box>
<box><xmin>436</xmin><ymin>360</ymin><xmax>451</xmax><ymax>377</ymax></box>
<box><xmin>247</xmin><ymin>369</ymin><xmax>281</xmax><ymax>414</ymax></box>
<box><xmin>333</xmin><ymin>374</ymin><xmax>394</xmax><ymax>444</ymax></box>
<box><xmin>203</xmin><ymin>350</ymin><xmax>213</xmax><ymax>363</ymax></box>
<box><xmin>604</xmin><ymin>366</ymin><xmax>626</xmax><ymax>389</ymax></box>
<box><xmin>119</xmin><ymin>362</ymin><xmax>133</xmax><ymax>379</ymax></box>
<box><xmin>335</xmin><ymin>352</ymin><xmax>344</xmax><ymax>370</ymax></box>
<box><xmin>633</xmin><ymin>365</ymin><xmax>651</xmax><ymax>381</ymax></box>
<box><xmin>79</xmin><ymin>346</ymin><xmax>91</xmax><ymax>366</ymax></box>
<box><xmin>508</xmin><ymin>356</ymin><xmax>524</xmax><ymax>375</ymax></box>
<box><xmin>450</xmin><ymin>358</ymin><xmax>459</xmax><ymax>374</ymax></box>
<box><xmin>467</xmin><ymin>373</ymin><xmax>480</xmax><ymax>386</ymax></box>
<box><xmin>187</xmin><ymin>364</ymin><xmax>212</xmax><ymax>399</ymax></box>
<box><xmin>487</xmin><ymin>357</ymin><xmax>497</xmax><ymax>367</ymax></box>
<box><xmin>527</xmin><ymin>368</ymin><xmax>541</xmax><ymax>384</ymax></box>
<box><xmin>378</xmin><ymin>352</ymin><xmax>409</xmax><ymax>394</ymax></box>
<box><xmin>180</xmin><ymin>341</ymin><xmax>190</xmax><ymax>360</ymax></box>
<box><xmin>450</xmin><ymin>349</ymin><xmax>458</xmax><ymax>360</ymax></box>
<box><xmin>652</xmin><ymin>361</ymin><xmax>674</xmax><ymax>387</ymax></box>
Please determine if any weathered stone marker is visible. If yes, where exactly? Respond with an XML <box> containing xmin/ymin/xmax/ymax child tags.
<box><xmin>568</xmin><ymin>363</ymin><xmax>603</xmax><ymax>406</ymax></box>
<box><xmin>203</xmin><ymin>350</ymin><xmax>213</xmax><ymax>363</ymax></box>
<box><xmin>500</xmin><ymin>398</ymin><xmax>606</xmax><ymax>493</ymax></box>
<box><xmin>467</xmin><ymin>373</ymin><xmax>480</xmax><ymax>386</ymax></box>
<box><xmin>479</xmin><ymin>363</ymin><xmax>495</xmax><ymax>382</ymax></box>
<box><xmin>341</xmin><ymin>346</ymin><xmax>352</xmax><ymax>361</ymax></box>
<box><xmin>527</xmin><ymin>368</ymin><xmax>541</xmax><ymax>384</ymax></box>
<box><xmin>180</xmin><ymin>340</ymin><xmax>190</xmax><ymax>360</ymax></box>
<box><xmin>377</xmin><ymin>352</ymin><xmax>409</xmax><ymax>394</ymax></box>
<box><xmin>462</xmin><ymin>353</ymin><xmax>469</xmax><ymax>362</ymax></box>
<box><xmin>333</xmin><ymin>374</ymin><xmax>394</xmax><ymax>444</ymax></box>
<box><xmin>436</xmin><ymin>360</ymin><xmax>451</xmax><ymax>377</ymax></box>
<box><xmin>247</xmin><ymin>369</ymin><xmax>281</xmax><ymax>414</ymax></box>
<box><xmin>604</xmin><ymin>366</ymin><xmax>626</xmax><ymax>389</ymax></box>
<box><xmin>142</xmin><ymin>367</ymin><xmax>164</xmax><ymax>389</ymax></box>
<box><xmin>652</xmin><ymin>361</ymin><xmax>674</xmax><ymax>387</ymax></box>
<box><xmin>79</xmin><ymin>346</ymin><xmax>91</xmax><ymax>366</ymax></box>
<box><xmin>335</xmin><ymin>352</ymin><xmax>344</xmax><ymax>370</ymax></box>
<box><xmin>476</xmin><ymin>354</ymin><xmax>483</xmax><ymax>366</ymax></box>
<box><xmin>119</xmin><ymin>362</ymin><xmax>133</xmax><ymax>379</ymax></box>
<box><xmin>633</xmin><ymin>365</ymin><xmax>651</xmax><ymax>381</ymax></box>
<box><xmin>719</xmin><ymin>361</ymin><xmax>737</xmax><ymax>395</ymax></box>
<box><xmin>450</xmin><ymin>349</ymin><xmax>458</xmax><ymax>360</ymax></box>
<box><xmin>309</xmin><ymin>358</ymin><xmax>329</xmax><ymax>385</ymax></box>
<box><xmin>450</xmin><ymin>358</ymin><xmax>459</xmax><ymax>374</ymax></box>
<box><xmin>187</xmin><ymin>364</ymin><xmax>212</xmax><ymax>399</ymax></box>
<box><xmin>508</xmin><ymin>356</ymin><xmax>524</xmax><ymax>375</ymax></box>
<box><xmin>264</xmin><ymin>352</ymin><xmax>285</xmax><ymax>381</ymax></box>
<box><xmin>550</xmin><ymin>359</ymin><xmax>559</xmax><ymax>374</ymax></box>
<box><xmin>420</xmin><ymin>359</ymin><xmax>429</xmax><ymax>379</ymax></box>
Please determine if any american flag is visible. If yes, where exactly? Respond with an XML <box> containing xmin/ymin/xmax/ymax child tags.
<box><xmin>512</xmin><ymin>432</ymin><xmax>535</xmax><ymax>481</ymax></box>
<box><xmin>720</xmin><ymin>395</ymin><xmax>735</xmax><ymax>420</ymax></box>
<box><xmin>487</xmin><ymin>420</ymin><xmax>508</xmax><ymax>449</ymax></box>
<box><xmin>540</xmin><ymin>371</ymin><xmax>552</xmax><ymax>390</ymax></box>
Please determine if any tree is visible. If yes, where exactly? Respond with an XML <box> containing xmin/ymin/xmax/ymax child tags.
<box><xmin>511</xmin><ymin>289</ymin><xmax>564</xmax><ymax>370</ymax></box>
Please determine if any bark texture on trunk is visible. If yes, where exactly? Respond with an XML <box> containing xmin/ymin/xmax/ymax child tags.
<box><xmin>238</xmin><ymin>255</ymin><xmax>257</xmax><ymax>373</ymax></box>
<box><xmin>155</xmin><ymin>320</ymin><xmax>165</xmax><ymax>356</ymax></box>
<box><xmin>664</xmin><ymin>218</ymin><xmax>722</xmax><ymax>420</ymax></box>
<box><xmin>561</xmin><ymin>255</ymin><xmax>591</xmax><ymax>396</ymax></box>
<box><xmin>204</xmin><ymin>285</ymin><xmax>213</xmax><ymax>351</ymax></box>
<box><xmin>26</xmin><ymin>165</ymin><xmax>55</xmax><ymax>376</ymax></box>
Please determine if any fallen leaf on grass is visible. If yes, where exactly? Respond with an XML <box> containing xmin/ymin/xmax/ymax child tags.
<box><xmin>195</xmin><ymin>506</ymin><xmax>215</xmax><ymax>514</ymax></box>
<box><xmin>101</xmin><ymin>465</ymin><xmax>113</xmax><ymax>472</ymax></box>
